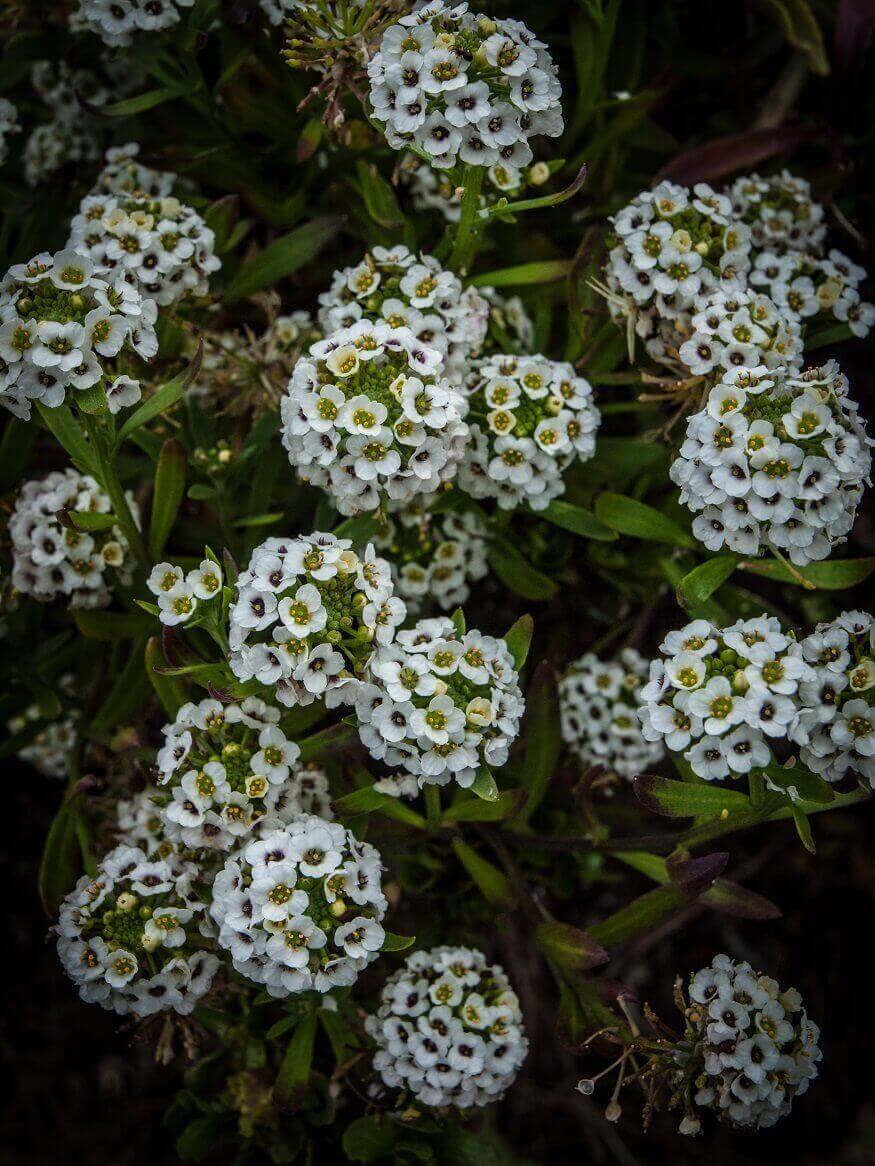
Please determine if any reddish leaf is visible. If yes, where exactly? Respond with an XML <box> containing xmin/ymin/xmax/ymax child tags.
<box><xmin>656</xmin><ymin>123</ymin><xmax>818</xmax><ymax>185</ymax></box>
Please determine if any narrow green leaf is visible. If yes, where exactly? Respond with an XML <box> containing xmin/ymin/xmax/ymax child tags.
<box><xmin>536</xmin><ymin>921</ymin><xmax>608</xmax><ymax>972</ymax></box>
<box><xmin>470</xmin><ymin>765</ymin><xmax>500</xmax><ymax>802</ymax></box>
<box><xmin>471</xmin><ymin>260</ymin><xmax>572</xmax><ymax>288</ymax></box>
<box><xmin>90</xmin><ymin>641</ymin><xmax>151</xmax><ymax>733</ymax></box>
<box><xmin>63</xmin><ymin>509</ymin><xmax>118</xmax><ymax>532</ymax></box>
<box><xmin>298</xmin><ymin>721</ymin><xmax>358</xmax><ymax>762</ymax></box>
<box><xmin>149</xmin><ymin>439</ymin><xmax>187</xmax><ymax>560</ymax></box>
<box><xmin>444</xmin><ymin>789</ymin><xmax>527</xmax><ymax>822</ymax></box>
<box><xmin>146</xmin><ymin>636</ymin><xmax>188</xmax><ymax>718</ymax></box>
<box><xmin>488</xmin><ymin>542</ymin><xmax>557</xmax><ymax>600</ymax></box>
<box><xmin>514</xmin><ymin>662</ymin><xmax>561</xmax><ymax>826</ymax></box>
<box><xmin>275</xmin><ymin>1012</ymin><xmax>318</xmax><ymax>1108</ymax></box>
<box><xmin>595</xmin><ymin>492</ymin><xmax>694</xmax><ymax>548</ymax></box>
<box><xmin>790</xmin><ymin>802</ymin><xmax>816</xmax><ymax>853</ymax></box>
<box><xmin>73</xmin><ymin>610</ymin><xmax>153</xmax><ymax>641</ymax></box>
<box><xmin>224</xmin><ymin>217</ymin><xmax>344</xmax><ymax>302</ymax></box>
<box><xmin>763</xmin><ymin>762</ymin><xmax>834</xmax><ymax>805</ymax></box>
<box><xmin>503</xmin><ymin>613</ymin><xmax>533</xmax><ymax>670</ymax></box>
<box><xmin>354</xmin><ymin>160</ymin><xmax>407</xmax><ymax>230</ymax></box>
<box><xmin>589</xmin><ymin>884</ymin><xmax>686</xmax><ymax>947</ymax></box>
<box><xmin>616</xmin><ymin>852</ymin><xmax>782</xmax><ymax>920</ymax></box>
<box><xmin>677</xmin><ymin>554</ymin><xmax>738</xmax><ymax>609</ymax></box>
<box><xmin>332</xmin><ymin>786</ymin><xmax>394</xmax><ymax>816</ymax></box>
<box><xmin>759</xmin><ymin>0</ymin><xmax>829</xmax><ymax>74</ymax></box>
<box><xmin>35</xmin><ymin>402</ymin><xmax>98</xmax><ymax>476</ymax></box>
<box><xmin>741</xmin><ymin>556</ymin><xmax>874</xmax><ymax>590</ymax></box>
<box><xmin>39</xmin><ymin>795</ymin><xmax>84</xmax><ymax>916</ymax></box>
<box><xmin>452</xmin><ymin>839</ymin><xmax>515</xmax><ymax>908</ymax></box>
<box><xmin>96</xmin><ymin>86</ymin><xmax>183</xmax><ymax>117</ymax></box>
<box><xmin>538</xmin><ymin>500</ymin><xmax>617</xmax><ymax>541</ymax></box>
<box><xmin>116</xmin><ymin>346</ymin><xmax>203</xmax><ymax>446</ymax></box>
<box><xmin>634</xmin><ymin>774</ymin><xmax>752</xmax><ymax>819</ymax></box>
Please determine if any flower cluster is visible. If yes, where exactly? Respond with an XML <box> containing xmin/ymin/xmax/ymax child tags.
<box><xmin>228</xmin><ymin>533</ymin><xmax>405</xmax><ymax>708</ymax></box>
<box><xmin>457</xmin><ymin>354</ymin><xmax>600</xmax><ymax>510</ymax></box>
<box><xmin>0</xmin><ymin>248</ymin><xmax>157</xmax><ymax>420</ymax></box>
<box><xmin>57</xmin><ymin>844</ymin><xmax>218</xmax><ymax>1016</ymax></box>
<box><xmin>10</xmin><ymin>469</ymin><xmax>135</xmax><ymax>607</ymax></box>
<box><xmin>366</xmin><ymin>945</ymin><xmax>528</xmax><ymax>1109</ymax></box>
<box><xmin>727</xmin><ymin>171</ymin><xmax>826</xmax><ymax>255</ymax></box>
<box><xmin>674</xmin><ymin>286</ymin><xmax>802</xmax><ymax>379</ymax></box>
<box><xmin>748</xmin><ymin>248</ymin><xmax>874</xmax><ymax>340</ymax></box>
<box><xmin>147</xmin><ymin>557</ymin><xmax>223</xmax><ymax>626</ymax></box>
<box><xmin>68</xmin><ymin>189</ymin><xmax>221</xmax><ymax>308</ymax></box>
<box><xmin>209</xmin><ymin>816</ymin><xmax>388</xmax><ymax>996</ymax></box>
<box><xmin>94</xmin><ymin>142</ymin><xmax>176</xmax><ymax>200</ymax></box>
<box><xmin>376</xmin><ymin>502</ymin><xmax>489</xmax><ymax>612</ymax></box>
<box><xmin>400</xmin><ymin>152</ymin><xmax>552</xmax><ymax>223</ymax></box>
<box><xmin>21</xmin><ymin>61</ymin><xmax>105</xmax><ymax>188</ymax></box>
<box><xmin>0</xmin><ymin>98</ymin><xmax>21</xmax><ymax>165</ymax></box>
<box><xmin>117</xmin><ymin>787</ymin><xmax>175</xmax><ymax>859</ymax></box>
<box><xmin>560</xmin><ymin>648</ymin><xmax>665</xmax><ymax>781</ymax></box>
<box><xmin>671</xmin><ymin>360</ymin><xmax>872</xmax><ymax>566</ymax></box>
<box><xmin>678</xmin><ymin>954</ymin><xmax>821</xmax><ymax>1129</ymax></box>
<box><xmin>9</xmin><ymin>692</ymin><xmax>76</xmax><ymax>779</ymax></box>
<box><xmin>638</xmin><ymin>616</ymin><xmax>810</xmax><ymax>782</ymax></box>
<box><xmin>317</xmin><ymin>246</ymin><xmax>488</xmax><ymax>379</ymax></box>
<box><xmin>368</xmin><ymin>3</ymin><xmax>563</xmax><ymax>172</ymax></box>
<box><xmin>353</xmin><ymin>615</ymin><xmax>524</xmax><ymax>789</ymax></box>
<box><xmin>73</xmin><ymin>0</ymin><xmax>195</xmax><ymax>47</ymax></box>
<box><xmin>793</xmin><ymin>611</ymin><xmax>874</xmax><ymax>787</ymax></box>
<box><xmin>154</xmin><ymin>697</ymin><xmax>331</xmax><ymax>851</ymax></box>
<box><xmin>280</xmin><ymin>320</ymin><xmax>469</xmax><ymax>517</ymax></box>
<box><xmin>475</xmin><ymin>287</ymin><xmax>535</xmax><ymax>354</ymax></box>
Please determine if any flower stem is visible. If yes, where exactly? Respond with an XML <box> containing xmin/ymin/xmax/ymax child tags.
<box><xmin>424</xmin><ymin>784</ymin><xmax>442</xmax><ymax>827</ymax></box>
<box><xmin>81</xmin><ymin>414</ymin><xmax>148</xmax><ymax>568</ymax></box>
<box><xmin>448</xmin><ymin>165</ymin><xmax>486</xmax><ymax>275</ymax></box>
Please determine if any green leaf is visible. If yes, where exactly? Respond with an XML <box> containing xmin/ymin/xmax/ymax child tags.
<box><xmin>538</xmin><ymin>500</ymin><xmax>617</xmax><ymax>541</ymax></box>
<box><xmin>275</xmin><ymin>1012</ymin><xmax>318</xmax><ymax>1108</ymax></box>
<box><xmin>595</xmin><ymin>492</ymin><xmax>694</xmax><ymax>548</ymax></box>
<box><xmin>790</xmin><ymin>802</ymin><xmax>816</xmax><ymax>853</ymax></box>
<box><xmin>90</xmin><ymin>641</ymin><xmax>151</xmax><ymax>733</ymax></box>
<box><xmin>97</xmin><ymin>86</ymin><xmax>184</xmax><ymax>117</ymax></box>
<box><xmin>115</xmin><ymin>346</ymin><xmax>203</xmax><ymax>446</ymax></box>
<box><xmin>39</xmin><ymin>795</ymin><xmax>84</xmax><ymax>916</ymax></box>
<box><xmin>471</xmin><ymin>260</ymin><xmax>572</xmax><ymax>288</ymax></box>
<box><xmin>450</xmin><ymin>607</ymin><xmax>466</xmax><ymax>637</ymax></box>
<box><xmin>514</xmin><ymin>662</ymin><xmax>561</xmax><ymax>826</ymax></box>
<box><xmin>451</xmin><ymin>839</ymin><xmax>514</xmax><ymax>908</ymax></box>
<box><xmin>759</xmin><ymin>0</ymin><xmax>829</xmax><ymax>74</ymax></box>
<box><xmin>64</xmin><ymin>510</ymin><xmax>119</xmax><ymax>532</ymax></box>
<box><xmin>203</xmin><ymin>194</ymin><xmax>240</xmax><ymax>253</ymax></box>
<box><xmin>35</xmin><ymin>402</ymin><xmax>98</xmax><ymax>476</ymax></box>
<box><xmin>488</xmin><ymin>542</ymin><xmax>557</xmax><ymax>600</ymax></box>
<box><xmin>741</xmin><ymin>556</ymin><xmax>874</xmax><ymax>590</ymax></box>
<box><xmin>332</xmin><ymin>515</ymin><xmax>380</xmax><ymax>545</ymax></box>
<box><xmin>616</xmin><ymin>852</ymin><xmax>782</xmax><ymax>920</ymax></box>
<box><xmin>536</xmin><ymin>921</ymin><xmax>608</xmax><ymax>972</ymax></box>
<box><xmin>176</xmin><ymin>1115</ymin><xmax>230</xmax><ymax>1162</ymax></box>
<box><xmin>298</xmin><ymin>721</ymin><xmax>359</xmax><ymax>762</ymax></box>
<box><xmin>149</xmin><ymin>439</ymin><xmax>187</xmax><ymax>560</ymax></box>
<box><xmin>382</xmin><ymin>931</ymin><xmax>416</xmax><ymax>952</ymax></box>
<box><xmin>634</xmin><ymin>774</ymin><xmax>752</xmax><ymax>819</ymax></box>
<box><xmin>73</xmin><ymin>610</ymin><xmax>153</xmax><ymax>641</ymax></box>
<box><xmin>146</xmin><ymin>636</ymin><xmax>188</xmax><ymax>718</ymax></box>
<box><xmin>589</xmin><ymin>884</ymin><xmax>686</xmax><ymax>948</ymax></box>
<box><xmin>224</xmin><ymin>217</ymin><xmax>344</xmax><ymax>302</ymax></box>
<box><xmin>677</xmin><ymin>554</ymin><xmax>738</xmax><ymax>609</ymax></box>
<box><xmin>443</xmin><ymin>789</ymin><xmax>527</xmax><ymax>822</ymax></box>
<box><xmin>332</xmin><ymin>786</ymin><xmax>394</xmax><ymax>816</ymax></box>
<box><xmin>483</xmin><ymin>162</ymin><xmax>588</xmax><ymax>218</ymax></box>
<box><xmin>470</xmin><ymin>765</ymin><xmax>500</xmax><ymax>802</ymax></box>
<box><xmin>355</xmin><ymin>160</ymin><xmax>407</xmax><ymax>230</ymax></box>
<box><xmin>343</xmin><ymin>1116</ymin><xmax>395</xmax><ymax>1164</ymax></box>
<box><xmin>501</xmin><ymin>615</ymin><xmax>533</xmax><ymax>674</ymax></box>
<box><xmin>73</xmin><ymin>382</ymin><xmax>109</xmax><ymax>415</ymax></box>
<box><xmin>763</xmin><ymin>762</ymin><xmax>834</xmax><ymax>805</ymax></box>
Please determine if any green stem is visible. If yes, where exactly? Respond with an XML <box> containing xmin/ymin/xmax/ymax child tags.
<box><xmin>82</xmin><ymin>415</ymin><xmax>148</xmax><ymax>568</ymax></box>
<box><xmin>448</xmin><ymin>165</ymin><xmax>486</xmax><ymax>275</ymax></box>
<box><xmin>424</xmin><ymin>784</ymin><xmax>442</xmax><ymax>827</ymax></box>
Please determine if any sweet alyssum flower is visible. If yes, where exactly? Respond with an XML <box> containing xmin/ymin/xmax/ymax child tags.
<box><xmin>147</xmin><ymin>556</ymin><xmax>222</xmax><ymax>626</ymax></box>
<box><xmin>73</xmin><ymin>0</ymin><xmax>196</xmax><ymax>47</ymax></box>
<box><xmin>0</xmin><ymin>97</ymin><xmax>21</xmax><ymax>165</ymax></box>
<box><xmin>317</xmin><ymin>246</ymin><xmax>488</xmax><ymax>380</ymax></box>
<box><xmin>726</xmin><ymin>171</ymin><xmax>826</xmax><ymax>255</ymax></box>
<box><xmin>280</xmin><ymin>319</ymin><xmax>469</xmax><ymax>517</ymax></box>
<box><xmin>209</xmin><ymin>815</ymin><xmax>388</xmax><ymax>996</ymax></box>
<box><xmin>351</xmin><ymin>614</ymin><xmax>524</xmax><ymax>789</ymax></box>
<box><xmin>366</xmin><ymin>945</ymin><xmax>528</xmax><ymax>1110</ymax></box>
<box><xmin>399</xmin><ymin>152</ymin><xmax>553</xmax><ymax>224</ymax></box>
<box><xmin>638</xmin><ymin>616</ymin><xmax>811</xmax><ymax>782</ymax></box>
<box><xmin>8</xmin><ymin>673</ymin><xmax>77</xmax><ymax>779</ymax></box>
<box><xmin>674</xmin><ymin>286</ymin><xmax>802</xmax><ymax>380</ymax></box>
<box><xmin>10</xmin><ymin>469</ymin><xmax>136</xmax><ymax>608</ymax></box>
<box><xmin>475</xmin><ymin>286</ymin><xmax>535</xmax><ymax>355</ymax></box>
<box><xmin>228</xmin><ymin>532</ymin><xmax>405</xmax><ymax>708</ymax></box>
<box><xmin>0</xmin><ymin>248</ymin><xmax>157</xmax><ymax>419</ymax></box>
<box><xmin>117</xmin><ymin>787</ymin><xmax>176</xmax><ymax>860</ymax></box>
<box><xmin>671</xmin><ymin>361</ymin><xmax>872</xmax><ymax>567</ymax></box>
<box><xmin>674</xmin><ymin>953</ymin><xmax>821</xmax><ymax>1130</ymax></box>
<box><xmin>68</xmin><ymin>189</ymin><xmax>221</xmax><ymax>308</ymax></box>
<box><xmin>368</xmin><ymin>3</ymin><xmax>563</xmax><ymax>171</ymax></box>
<box><xmin>375</xmin><ymin>500</ymin><xmax>489</xmax><ymax>613</ymax></box>
<box><xmin>57</xmin><ymin>844</ymin><xmax>218</xmax><ymax>1017</ymax></box>
<box><xmin>154</xmin><ymin>697</ymin><xmax>332</xmax><ymax>852</ymax></box>
<box><xmin>457</xmin><ymin>354</ymin><xmax>600</xmax><ymax>510</ymax></box>
<box><xmin>560</xmin><ymin>648</ymin><xmax>665</xmax><ymax>781</ymax></box>
<box><xmin>93</xmin><ymin>142</ymin><xmax>176</xmax><ymax>200</ymax></box>
<box><xmin>792</xmin><ymin>610</ymin><xmax>874</xmax><ymax>787</ymax></box>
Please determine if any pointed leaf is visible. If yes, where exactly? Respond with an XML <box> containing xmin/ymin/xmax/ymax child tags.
<box><xmin>503</xmin><ymin>613</ymin><xmax>534</xmax><ymax>670</ymax></box>
<box><xmin>595</xmin><ymin>492</ymin><xmax>694</xmax><ymax>548</ymax></box>
<box><xmin>488</xmin><ymin>542</ymin><xmax>557</xmax><ymax>600</ymax></box>
<box><xmin>382</xmin><ymin>931</ymin><xmax>416</xmax><ymax>952</ymax></box>
<box><xmin>677</xmin><ymin>554</ymin><xmax>739</xmax><ymax>609</ymax></box>
<box><xmin>514</xmin><ymin>662</ymin><xmax>561</xmax><ymax>826</ymax></box>
<box><xmin>539</xmin><ymin>500</ymin><xmax>617</xmax><ymax>541</ymax></box>
<box><xmin>452</xmin><ymin>839</ymin><xmax>515</xmax><ymax>908</ymax></box>
<box><xmin>149</xmin><ymin>439</ymin><xmax>187</xmax><ymax>560</ymax></box>
<box><xmin>470</xmin><ymin>765</ymin><xmax>500</xmax><ymax>802</ymax></box>
<box><xmin>224</xmin><ymin>217</ymin><xmax>344</xmax><ymax>302</ymax></box>
<box><xmin>634</xmin><ymin>774</ymin><xmax>752</xmax><ymax>819</ymax></box>
<box><xmin>116</xmin><ymin>346</ymin><xmax>203</xmax><ymax>446</ymax></box>
<box><xmin>275</xmin><ymin>1012</ymin><xmax>318</xmax><ymax>1109</ymax></box>
<box><xmin>666</xmin><ymin>852</ymin><xmax>729</xmax><ymax>895</ymax></box>
<box><xmin>444</xmin><ymin>789</ymin><xmax>527</xmax><ymax>822</ymax></box>
<box><xmin>536</xmin><ymin>921</ymin><xmax>608</xmax><ymax>973</ymax></box>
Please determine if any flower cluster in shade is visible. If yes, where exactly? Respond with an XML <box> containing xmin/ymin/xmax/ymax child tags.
<box><xmin>366</xmin><ymin>945</ymin><xmax>528</xmax><ymax>1109</ymax></box>
<box><xmin>671</xmin><ymin>361</ymin><xmax>872</xmax><ymax>566</ymax></box>
<box><xmin>458</xmin><ymin>354</ymin><xmax>600</xmax><ymax>510</ymax></box>
<box><xmin>281</xmin><ymin>320</ymin><xmax>469</xmax><ymax>517</ymax></box>
<box><xmin>95</xmin><ymin>142</ymin><xmax>176</xmax><ymax>200</ymax></box>
<box><xmin>0</xmin><ymin>97</ymin><xmax>21</xmax><ymax>166</ymax></box>
<box><xmin>209</xmin><ymin>816</ymin><xmax>387</xmax><ymax>997</ymax></box>
<box><xmin>368</xmin><ymin>2</ymin><xmax>563</xmax><ymax>172</ymax></box>
<box><xmin>8</xmin><ymin>674</ymin><xmax>77</xmax><ymax>779</ymax></box>
<box><xmin>793</xmin><ymin>611</ymin><xmax>874</xmax><ymax>787</ymax></box>
<box><xmin>68</xmin><ymin>189</ymin><xmax>221</xmax><ymax>308</ymax></box>
<box><xmin>560</xmin><ymin>648</ymin><xmax>665</xmax><ymax>781</ymax></box>
<box><xmin>228</xmin><ymin>532</ymin><xmax>406</xmax><ymax>708</ymax></box>
<box><xmin>57</xmin><ymin>844</ymin><xmax>219</xmax><ymax>1017</ymax></box>
<box><xmin>638</xmin><ymin>615</ymin><xmax>812</xmax><ymax>782</ymax></box>
<box><xmin>10</xmin><ymin>469</ymin><xmax>136</xmax><ymax>608</ymax></box>
<box><xmin>73</xmin><ymin>0</ymin><xmax>196</xmax><ymax>46</ymax></box>
<box><xmin>317</xmin><ymin>246</ymin><xmax>488</xmax><ymax>380</ymax></box>
<box><xmin>350</xmin><ymin>614</ymin><xmax>524</xmax><ymax>789</ymax></box>
<box><xmin>154</xmin><ymin>697</ymin><xmax>332</xmax><ymax>852</ymax></box>
<box><xmin>375</xmin><ymin>502</ymin><xmax>489</xmax><ymax>612</ymax></box>
<box><xmin>677</xmin><ymin>954</ymin><xmax>821</xmax><ymax>1130</ymax></box>
<box><xmin>0</xmin><ymin>248</ymin><xmax>157</xmax><ymax>419</ymax></box>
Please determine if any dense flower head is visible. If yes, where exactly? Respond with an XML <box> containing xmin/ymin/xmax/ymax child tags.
<box><xmin>747</xmin><ymin>247</ymin><xmax>873</xmax><ymax>340</ymax></box>
<box><xmin>792</xmin><ymin>610</ymin><xmax>874</xmax><ymax>786</ymax></box>
<box><xmin>73</xmin><ymin>0</ymin><xmax>196</xmax><ymax>47</ymax></box>
<box><xmin>8</xmin><ymin>680</ymin><xmax>76</xmax><ymax>779</ymax></box>
<box><xmin>209</xmin><ymin>816</ymin><xmax>388</xmax><ymax>996</ymax></box>
<box><xmin>375</xmin><ymin>501</ymin><xmax>489</xmax><ymax>612</ymax></box>
<box><xmin>280</xmin><ymin>319</ymin><xmax>469</xmax><ymax>516</ymax></box>
<box><xmin>679</xmin><ymin>953</ymin><xmax>821</xmax><ymax>1129</ymax></box>
<box><xmin>727</xmin><ymin>171</ymin><xmax>826</xmax><ymax>255</ymax></box>
<box><xmin>154</xmin><ymin>696</ymin><xmax>331</xmax><ymax>851</ymax></box>
<box><xmin>0</xmin><ymin>97</ymin><xmax>21</xmax><ymax>165</ymax></box>
<box><xmin>57</xmin><ymin>844</ymin><xmax>218</xmax><ymax>1016</ymax></box>
<box><xmin>672</xmin><ymin>360</ymin><xmax>872</xmax><ymax>566</ymax></box>
<box><xmin>638</xmin><ymin>615</ymin><xmax>811</xmax><ymax>782</ymax></box>
<box><xmin>10</xmin><ymin>469</ymin><xmax>136</xmax><ymax>607</ymax></box>
<box><xmin>94</xmin><ymin>142</ymin><xmax>176</xmax><ymax>199</ymax></box>
<box><xmin>117</xmin><ymin>787</ymin><xmax>176</xmax><ymax>859</ymax></box>
<box><xmin>675</xmin><ymin>286</ymin><xmax>802</xmax><ymax>379</ymax></box>
<box><xmin>457</xmin><ymin>353</ymin><xmax>600</xmax><ymax>510</ymax></box>
<box><xmin>352</xmin><ymin>614</ymin><xmax>524</xmax><ymax>789</ymax></box>
<box><xmin>317</xmin><ymin>246</ymin><xmax>488</xmax><ymax>380</ymax></box>
<box><xmin>366</xmin><ymin>945</ymin><xmax>528</xmax><ymax>1109</ymax></box>
<box><xmin>368</xmin><ymin>3</ymin><xmax>563</xmax><ymax>171</ymax></box>
<box><xmin>228</xmin><ymin>532</ymin><xmax>406</xmax><ymax>708</ymax></box>
<box><xmin>0</xmin><ymin>248</ymin><xmax>157</xmax><ymax>419</ymax></box>
<box><xmin>474</xmin><ymin>287</ymin><xmax>535</xmax><ymax>355</ymax></box>
<box><xmin>147</xmin><ymin>556</ymin><xmax>223</xmax><ymax>626</ymax></box>
<box><xmin>68</xmin><ymin>189</ymin><xmax>221</xmax><ymax>307</ymax></box>
<box><xmin>560</xmin><ymin>648</ymin><xmax>665</xmax><ymax>781</ymax></box>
